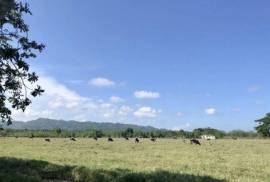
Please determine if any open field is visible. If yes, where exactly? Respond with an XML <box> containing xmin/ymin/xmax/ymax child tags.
<box><xmin>0</xmin><ymin>138</ymin><xmax>269</xmax><ymax>182</ymax></box>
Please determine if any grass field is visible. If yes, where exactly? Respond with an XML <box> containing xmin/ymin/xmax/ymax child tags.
<box><xmin>0</xmin><ymin>138</ymin><xmax>269</xmax><ymax>182</ymax></box>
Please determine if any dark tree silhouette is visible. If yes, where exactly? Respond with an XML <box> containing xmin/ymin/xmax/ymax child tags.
<box><xmin>255</xmin><ymin>113</ymin><xmax>270</xmax><ymax>137</ymax></box>
<box><xmin>56</xmin><ymin>128</ymin><xmax>62</xmax><ymax>135</ymax></box>
<box><xmin>0</xmin><ymin>0</ymin><xmax>44</xmax><ymax>124</ymax></box>
<box><xmin>122</xmin><ymin>127</ymin><xmax>134</xmax><ymax>138</ymax></box>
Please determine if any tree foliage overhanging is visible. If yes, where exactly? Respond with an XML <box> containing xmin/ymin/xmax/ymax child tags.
<box><xmin>255</xmin><ymin>113</ymin><xmax>270</xmax><ymax>137</ymax></box>
<box><xmin>0</xmin><ymin>0</ymin><xmax>44</xmax><ymax>124</ymax></box>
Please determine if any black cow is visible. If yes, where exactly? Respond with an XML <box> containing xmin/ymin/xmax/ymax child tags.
<box><xmin>135</xmin><ymin>138</ymin><xmax>140</xmax><ymax>143</ymax></box>
<box><xmin>93</xmin><ymin>137</ymin><xmax>98</xmax><ymax>141</ymax></box>
<box><xmin>150</xmin><ymin>138</ymin><xmax>156</xmax><ymax>142</ymax></box>
<box><xmin>70</xmin><ymin>137</ymin><xmax>76</xmax><ymax>141</ymax></box>
<box><xmin>190</xmin><ymin>139</ymin><xmax>201</xmax><ymax>145</ymax></box>
<box><xmin>125</xmin><ymin>137</ymin><xmax>129</xmax><ymax>140</ymax></box>
<box><xmin>232</xmin><ymin>137</ymin><xmax>238</xmax><ymax>140</ymax></box>
<box><xmin>44</xmin><ymin>138</ymin><xmax>50</xmax><ymax>142</ymax></box>
<box><xmin>108</xmin><ymin>137</ymin><xmax>114</xmax><ymax>142</ymax></box>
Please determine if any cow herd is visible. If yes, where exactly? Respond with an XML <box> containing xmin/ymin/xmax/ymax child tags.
<box><xmin>42</xmin><ymin>137</ymin><xmax>202</xmax><ymax>145</ymax></box>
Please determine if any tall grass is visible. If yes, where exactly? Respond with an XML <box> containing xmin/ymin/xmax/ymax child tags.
<box><xmin>0</xmin><ymin>138</ymin><xmax>269</xmax><ymax>182</ymax></box>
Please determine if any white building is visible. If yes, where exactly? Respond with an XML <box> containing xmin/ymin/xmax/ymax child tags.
<box><xmin>201</xmin><ymin>135</ymin><xmax>216</xmax><ymax>140</ymax></box>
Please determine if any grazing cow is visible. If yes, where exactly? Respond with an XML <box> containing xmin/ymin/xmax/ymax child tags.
<box><xmin>190</xmin><ymin>139</ymin><xmax>201</xmax><ymax>145</ymax></box>
<box><xmin>44</xmin><ymin>138</ymin><xmax>50</xmax><ymax>142</ymax></box>
<box><xmin>70</xmin><ymin>137</ymin><xmax>76</xmax><ymax>141</ymax></box>
<box><xmin>173</xmin><ymin>137</ymin><xmax>177</xmax><ymax>139</ymax></box>
<box><xmin>232</xmin><ymin>137</ymin><xmax>238</xmax><ymax>140</ymax></box>
<box><xmin>93</xmin><ymin>137</ymin><xmax>98</xmax><ymax>141</ymax></box>
<box><xmin>150</xmin><ymin>138</ymin><xmax>156</xmax><ymax>142</ymax></box>
<box><xmin>135</xmin><ymin>138</ymin><xmax>140</xmax><ymax>143</ymax></box>
<box><xmin>108</xmin><ymin>137</ymin><xmax>114</xmax><ymax>142</ymax></box>
<box><xmin>125</xmin><ymin>137</ymin><xmax>129</xmax><ymax>140</ymax></box>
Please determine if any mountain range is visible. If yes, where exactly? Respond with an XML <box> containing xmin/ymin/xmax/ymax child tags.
<box><xmin>5</xmin><ymin>118</ymin><xmax>160</xmax><ymax>132</ymax></box>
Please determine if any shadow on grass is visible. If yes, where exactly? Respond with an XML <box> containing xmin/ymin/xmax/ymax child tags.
<box><xmin>0</xmin><ymin>157</ymin><xmax>227</xmax><ymax>182</ymax></box>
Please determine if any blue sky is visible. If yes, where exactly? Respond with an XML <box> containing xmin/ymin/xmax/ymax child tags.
<box><xmin>14</xmin><ymin>0</ymin><xmax>270</xmax><ymax>131</ymax></box>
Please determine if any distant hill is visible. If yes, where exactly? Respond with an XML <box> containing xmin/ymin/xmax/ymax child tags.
<box><xmin>5</xmin><ymin>118</ymin><xmax>160</xmax><ymax>132</ymax></box>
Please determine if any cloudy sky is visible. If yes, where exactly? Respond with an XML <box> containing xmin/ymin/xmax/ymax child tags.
<box><xmin>14</xmin><ymin>0</ymin><xmax>270</xmax><ymax>131</ymax></box>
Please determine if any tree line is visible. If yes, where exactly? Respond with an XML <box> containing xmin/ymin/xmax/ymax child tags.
<box><xmin>0</xmin><ymin>127</ymin><xmax>260</xmax><ymax>139</ymax></box>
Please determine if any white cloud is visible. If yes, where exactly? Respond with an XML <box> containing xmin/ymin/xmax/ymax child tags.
<box><xmin>11</xmin><ymin>76</ymin><xmax>90</xmax><ymax>121</ymax></box>
<box><xmin>248</xmin><ymin>85</ymin><xmax>261</xmax><ymax>93</ymax></box>
<box><xmin>88</xmin><ymin>77</ymin><xmax>115</xmax><ymax>88</ymax></box>
<box><xmin>134</xmin><ymin>90</ymin><xmax>160</xmax><ymax>99</ymax></box>
<box><xmin>176</xmin><ymin>112</ymin><xmax>183</xmax><ymax>117</ymax></box>
<box><xmin>39</xmin><ymin>76</ymin><xmax>87</xmax><ymax>110</ymax></box>
<box><xmin>110</xmin><ymin>96</ymin><xmax>124</xmax><ymax>103</ymax></box>
<box><xmin>11</xmin><ymin>75</ymin><xmax>132</xmax><ymax>123</ymax></box>
<box><xmin>103</xmin><ymin>109</ymin><xmax>115</xmax><ymax>118</ymax></box>
<box><xmin>134</xmin><ymin>107</ymin><xmax>158</xmax><ymax>118</ymax></box>
<box><xmin>12</xmin><ymin>108</ymin><xmax>56</xmax><ymax>121</ymax></box>
<box><xmin>100</xmin><ymin>103</ymin><xmax>111</xmax><ymax>108</ymax></box>
<box><xmin>205</xmin><ymin>108</ymin><xmax>216</xmax><ymax>115</ymax></box>
<box><xmin>118</xmin><ymin>106</ymin><xmax>133</xmax><ymax>116</ymax></box>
